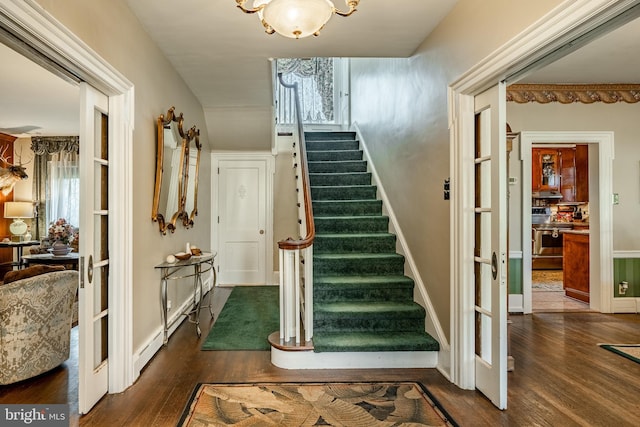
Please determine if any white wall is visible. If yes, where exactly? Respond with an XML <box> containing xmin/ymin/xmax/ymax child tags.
<box><xmin>349</xmin><ymin>0</ymin><xmax>564</xmax><ymax>338</ymax></box>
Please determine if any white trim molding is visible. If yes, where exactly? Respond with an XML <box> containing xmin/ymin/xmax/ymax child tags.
<box><xmin>613</xmin><ymin>250</ymin><xmax>640</xmax><ymax>258</ymax></box>
<box><xmin>449</xmin><ymin>0</ymin><xmax>639</xmax><ymax>391</ymax></box>
<box><xmin>520</xmin><ymin>131</ymin><xmax>615</xmax><ymax>315</ymax></box>
<box><xmin>0</xmin><ymin>0</ymin><xmax>135</xmax><ymax>393</ymax></box>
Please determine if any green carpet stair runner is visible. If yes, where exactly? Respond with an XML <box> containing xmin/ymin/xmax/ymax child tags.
<box><xmin>306</xmin><ymin>131</ymin><xmax>439</xmax><ymax>353</ymax></box>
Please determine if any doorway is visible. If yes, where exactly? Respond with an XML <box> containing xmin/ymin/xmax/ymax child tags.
<box><xmin>528</xmin><ymin>142</ymin><xmax>592</xmax><ymax>312</ymax></box>
<box><xmin>519</xmin><ymin>132</ymin><xmax>614</xmax><ymax>315</ymax></box>
<box><xmin>451</xmin><ymin>0</ymin><xmax>634</xmax><ymax>405</ymax></box>
<box><xmin>0</xmin><ymin>1</ymin><xmax>135</xmax><ymax>412</ymax></box>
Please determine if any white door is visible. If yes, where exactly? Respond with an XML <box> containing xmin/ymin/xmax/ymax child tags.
<box><xmin>474</xmin><ymin>82</ymin><xmax>508</xmax><ymax>409</ymax></box>
<box><xmin>218</xmin><ymin>160</ymin><xmax>267</xmax><ymax>285</ymax></box>
<box><xmin>78</xmin><ymin>83</ymin><xmax>110</xmax><ymax>413</ymax></box>
<box><xmin>335</xmin><ymin>58</ymin><xmax>350</xmax><ymax>127</ymax></box>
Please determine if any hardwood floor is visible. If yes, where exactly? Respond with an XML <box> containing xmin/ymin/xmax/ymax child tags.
<box><xmin>2</xmin><ymin>300</ymin><xmax>640</xmax><ymax>426</ymax></box>
<box><xmin>532</xmin><ymin>269</ymin><xmax>591</xmax><ymax>312</ymax></box>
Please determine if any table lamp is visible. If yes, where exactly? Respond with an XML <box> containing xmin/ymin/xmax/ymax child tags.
<box><xmin>4</xmin><ymin>201</ymin><xmax>34</xmax><ymax>241</ymax></box>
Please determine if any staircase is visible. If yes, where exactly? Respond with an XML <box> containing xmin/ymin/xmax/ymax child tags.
<box><xmin>306</xmin><ymin>131</ymin><xmax>439</xmax><ymax>356</ymax></box>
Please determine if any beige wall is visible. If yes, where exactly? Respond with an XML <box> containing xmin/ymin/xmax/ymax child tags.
<box><xmin>349</xmin><ymin>0</ymin><xmax>563</xmax><ymax>339</ymax></box>
<box><xmin>507</xmin><ymin>101</ymin><xmax>640</xmax><ymax>251</ymax></box>
<box><xmin>35</xmin><ymin>0</ymin><xmax>212</xmax><ymax>350</ymax></box>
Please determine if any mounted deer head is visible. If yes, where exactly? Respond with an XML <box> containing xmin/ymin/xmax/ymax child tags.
<box><xmin>0</xmin><ymin>145</ymin><xmax>30</xmax><ymax>196</ymax></box>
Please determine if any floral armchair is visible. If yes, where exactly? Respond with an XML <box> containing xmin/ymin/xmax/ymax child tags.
<box><xmin>0</xmin><ymin>270</ymin><xmax>78</xmax><ymax>384</ymax></box>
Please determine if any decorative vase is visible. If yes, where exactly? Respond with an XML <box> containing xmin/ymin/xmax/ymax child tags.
<box><xmin>50</xmin><ymin>240</ymin><xmax>72</xmax><ymax>256</ymax></box>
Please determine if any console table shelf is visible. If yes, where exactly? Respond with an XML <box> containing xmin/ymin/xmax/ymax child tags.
<box><xmin>155</xmin><ymin>252</ymin><xmax>217</xmax><ymax>345</ymax></box>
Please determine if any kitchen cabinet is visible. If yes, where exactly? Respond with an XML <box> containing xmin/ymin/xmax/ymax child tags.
<box><xmin>575</xmin><ymin>144</ymin><xmax>589</xmax><ymax>202</ymax></box>
<box><xmin>533</xmin><ymin>146</ymin><xmax>588</xmax><ymax>202</ymax></box>
<box><xmin>563</xmin><ymin>230</ymin><xmax>589</xmax><ymax>303</ymax></box>
<box><xmin>532</xmin><ymin>148</ymin><xmax>560</xmax><ymax>192</ymax></box>
<box><xmin>559</xmin><ymin>148</ymin><xmax>576</xmax><ymax>201</ymax></box>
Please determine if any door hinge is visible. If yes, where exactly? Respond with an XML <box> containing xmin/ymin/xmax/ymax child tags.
<box><xmin>217</xmin><ymin>216</ymin><xmax>220</xmax><ymax>223</ymax></box>
<box><xmin>217</xmin><ymin>167</ymin><xmax>220</xmax><ymax>174</ymax></box>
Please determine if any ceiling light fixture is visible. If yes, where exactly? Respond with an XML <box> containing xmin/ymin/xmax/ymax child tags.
<box><xmin>236</xmin><ymin>0</ymin><xmax>359</xmax><ymax>39</ymax></box>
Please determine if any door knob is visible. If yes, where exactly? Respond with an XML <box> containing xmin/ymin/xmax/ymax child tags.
<box><xmin>259</xmin><ymin>230</ymin><xmax>264</xmax><ymax>234</ymax></box>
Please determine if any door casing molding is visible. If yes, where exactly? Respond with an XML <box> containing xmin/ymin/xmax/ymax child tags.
<box><xmin>0</xmin><ymin>0</ymin><xmax>135</xmax><ymax>393</ymax></box>
<box><xmin>210</xmin><ymin>151</ymin><xmax>275</xmax><ymax>286</ymax></box>
<box><xmin>449</xmin><ymin>0</ymin><xmax>639</xmax><ymax>390</ymax></box>
<box><xmin>520</xmin><ymin>132</ymin><xmax>614</xmax><ymax>314</ymax></box>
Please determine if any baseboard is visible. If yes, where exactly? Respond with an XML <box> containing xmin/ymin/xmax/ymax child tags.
<box><xmin>612</xmin><ymin>297</ymin><xmax>640</xmax><ymax>313</ymax></box>
<box><xmin>509</xmin><ymin>294</ymin><xmax>524</xmax><ymax>313</ymax></box>
<box><xmin>271</xmin><ymin>348</ymin><xmax>438</xmax><ymax>370</ymax></box>
<box><xmin>133</xmin><ymin>276</ymin><xmax>213</xmax><ymax>378</ymax></box>
<box><xmin>133</xmin><ymin>296</ymin><xmax>194</xmax><ymax>377</ymax></box>
<box><xmin>436</xmin><ymin>347</ymin><xmax>452</xmax><ymax>381</ymax></box>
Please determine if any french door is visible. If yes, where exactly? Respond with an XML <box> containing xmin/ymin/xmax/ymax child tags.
<box><xmin>473</xmin><ymin>82</ymin><xmax>508</xmax><ymax>409</ymax></box>
<box><xmin>78</xmin><ymin>83</ymin><xmax>110</xmax><ymax>413</ymax></box>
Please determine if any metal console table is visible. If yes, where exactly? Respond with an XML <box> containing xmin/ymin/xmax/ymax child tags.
<box><xmin>155</xmin><ymin>251</ymin><xmax>217</xmax><ymax>345</ymax></box>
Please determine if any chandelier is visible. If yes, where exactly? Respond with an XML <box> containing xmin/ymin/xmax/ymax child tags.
<box><xmin>236</xmin><ymin>0</ymin><xmax>359</xmax><ymax>39</ymax></box>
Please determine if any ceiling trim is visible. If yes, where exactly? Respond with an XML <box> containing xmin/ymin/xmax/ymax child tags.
<box><xmin>507</xmin><ymin>83</ymin><xmax>640</xmax><ymax>104</ymax></box>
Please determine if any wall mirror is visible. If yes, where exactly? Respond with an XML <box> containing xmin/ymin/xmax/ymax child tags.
<box><xmin>182</xmin><ymin>126</ymin><xmax>201</xmax><ymax>228</ymax></box>
<box><xmin>152</xmin><ymin>107</ymin><xmax>202</xmax><ymax>234</ymax></box>
<box><xmin>152</xmin><ymin>107</ymin><xmax>187</xmax><ymax>234</ymax></box>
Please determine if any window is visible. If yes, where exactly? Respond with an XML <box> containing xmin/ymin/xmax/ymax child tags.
<box><xmin>46</xmin><ymin>151</ymin><xmax>79</xmax><ymax>227</ymax></box>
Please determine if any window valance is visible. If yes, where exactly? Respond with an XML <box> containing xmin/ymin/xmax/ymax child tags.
<box><xmin>31</xmin><ymin>136</ymin><xmax>79</xmax><ymax>155</ymax></box>
<box><xmin>277</xmin><ymin>58</ymin><xmax>334</xmax><ymax>122</ymax></box>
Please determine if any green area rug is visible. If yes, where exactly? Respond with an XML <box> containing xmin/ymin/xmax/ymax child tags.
<box><xmin>179</xmin><ymin>382</ymin><xmax>458</xmax><ymax>426</ymax></box>
<box><xmin>599</xmin><ymin>343</ymin><xmax>640</xmax><ymax>364</ymax></box>
<box><xmin>201</xmin><ymin>286</ymin><xmax>278</xmax><ymax>351</ymax></box>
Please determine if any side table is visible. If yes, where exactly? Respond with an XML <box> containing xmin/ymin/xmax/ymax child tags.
<box><xmin>155</xmin><ymin>252</ymin><xmax>217</xmax><ymax>345</ymax></box>
<box><xmin>22</xmin><ymin>252</ymin><xmax>80</xmax><ymax>270</ymax></box>
<box><xmin>0</xmin><ymin>240</ymin><xmax>41</xmax><ymax>269</ymax></box>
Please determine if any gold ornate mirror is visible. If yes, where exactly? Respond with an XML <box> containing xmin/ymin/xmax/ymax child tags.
<box><xmin>152</xmin><ymin>107</ymin><xmax>187</xmax><ymax>234</ymax></box>
<box><xmin>182</xmin><ymin>126</ymin><xmax>201</xmax><ymax>228</ymax></box>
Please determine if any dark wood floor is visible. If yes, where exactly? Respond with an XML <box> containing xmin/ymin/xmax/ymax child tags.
<box><xmin>2</xmin><ymin>305</ymin><xmax>640</xmax><ymax>426</ymax></box>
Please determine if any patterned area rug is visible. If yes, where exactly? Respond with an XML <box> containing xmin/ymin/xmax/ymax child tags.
<box><xmin>179</xmin><ymin>382</ymin><xmax>458</xmax><ymax>426</ymax></box>
<box><xmin>599</xmin><ymin>344</ymin><xmax>640</xmax><ymax>364</ymax></box>
<box><xmin>532</xmin><ymin>270</ymin><xmax>564</xmax><ymax>292</ymax></box>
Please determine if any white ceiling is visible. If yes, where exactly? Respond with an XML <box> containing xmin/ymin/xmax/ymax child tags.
<box><xmin>0</xmin><ymin>42</ymin><xmax>79</xmax><ymax>137</ymax></box>
<box><xmin>1</xmin><ymin>1</ymin><xmax>639</xmax><ymax>137</ymax></box>
<box><xmin>124</xmin><ymin>0</ymin><xmax>459</xmax><ymax>109</ymax></box>
<box><xmin>518</xmin><ymin>14</ymin><xmax>640</xmax><ymax>84</ymax></box>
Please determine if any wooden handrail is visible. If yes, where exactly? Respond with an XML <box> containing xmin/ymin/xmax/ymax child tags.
<box><xmin>277</xmin><ymin>73</ymin><xmax>315</xmax><ymax>251</ymax></box>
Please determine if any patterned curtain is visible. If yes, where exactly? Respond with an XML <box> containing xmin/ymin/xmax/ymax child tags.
<box><xmin>30</xmin><ymin>136</ymin><xmax>79</xmax><ymax>240</ymax></box>
<box><xmin>277</xmin><ymin>58</ymin><xmax>334</xmax><ymax>122</ymax></box>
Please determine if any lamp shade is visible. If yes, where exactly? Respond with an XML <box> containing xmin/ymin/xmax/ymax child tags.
<box><xmin>4</xmin><ymin>201</ymin><xmax>34</xmax><ymax>219</ymax></box>
<box><xmin>262</xmin><ymin>0</ymin><xmax>334</xmax><ymax>39</ymax></box>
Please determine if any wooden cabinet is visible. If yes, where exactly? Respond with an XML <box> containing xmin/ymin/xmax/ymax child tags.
<box><xmin>575</xmin><ymin>144</ymin><xmax>589</xmax><ymax>202</ymax></box>
<box><xmin>559</xmin><ymin>148</ymin><xmax>576</xmax><ymax>201</ymax></box>
<box><xmin>563</xmin><ymin>231</ymin><xmax>589</xmax><ymax>303</ymax></box>
<box><xmin>532</xmin><ymin>148</ymin><xmax>560</xmax><ymax>192</ymax></box>
<box><xmin>533</xmin><ymin>146</ymin><xmax>588</xmax><ymax>202</ymax></box>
